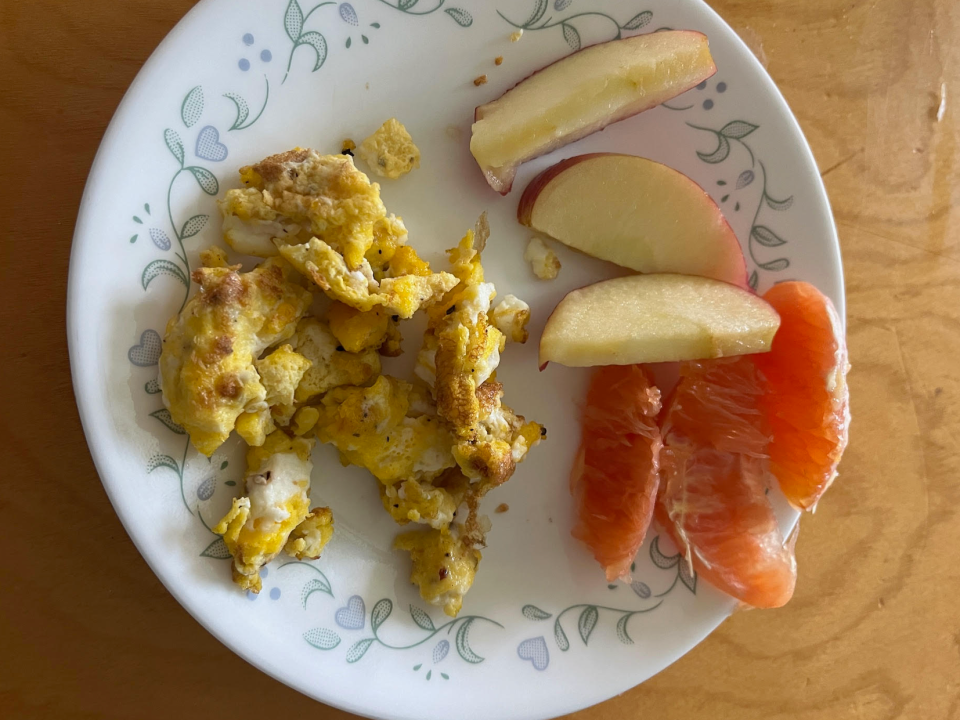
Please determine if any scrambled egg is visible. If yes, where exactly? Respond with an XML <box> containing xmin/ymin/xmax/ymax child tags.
<box><xmin>291</xmin><ymin>406</ymin><xmax>320</xmax><ymax>436</ymax></box>
<box><xmin>223</xmin><ymin>149</ymin><xmax>384</xmax><ymax>269</ymax></box>
<box><xmin>279</xmin><ymin>236</ymin><xmax>457</xmax><ymax>318</ymax></box>
<box><xmin>163</xmin><ymin>144</ymin><xmax>545</xmax><ymax>613</ymax></box>
<box><xmin>413</xmin><ymin>216</ymin><xmax>543</xmax><ymax>488</ymax></box>
<box><xmin>394</xmin><ymin>528</ymin><xmax>481</xmax><ymax>617</ymax></box>
<box><xmin>159</xmin><ymin>259</ymin><xmax>312</xmax><ymax>456</ymax></box>
<box><xmin>214</xmin><ymin>431</ymin><xmax>333</xmax><ymax>592</ymax></box>
<box><xmin>315</xmin><ymin>375</ymin><xmax>456</xmax><ymax>484</ymax></box>
<box><xmin>287</xmin><ymin>317</ymin><xmax>380</xmax><ymax>404</ymax></box>
<box><xmin>524</xmin><ymin>237</ymin><xmax>561</xmax><ymax>280</ymax></box>
<box><xmin>491</xmin><ymin>294</ymin><xmax>531</xmax><ymax>344</ymax></box>
<box><xmin>199</xmin><ymin>245</ymin><xmax>233</xmax><ymax>269</ymax></box>
<box><xmin>327</xmin><ymin>302</ymin><xmax>389</xmax><ymax>353</ymax></box>
<box><xmin>285</xmin><ymin>506</ymin><xmax>335</xmax><ymax>560</ymax></box>
<box><xmin>452</xmin><ymin>380</ymin><xmax>544</xmax><ymax>489</ymax></box>
<box><xmin>219</xmin><ymin>187</ymin><xmax>304</xmax><ymax>258</ymax></box>
<box><xmin>380</xmin><ymin>467</ymin><xmax>470</xmax><ymax>529</ymax></box>
<box><xmin>219</xmin><ymin>148</ymin><xmax>456</xmax><ymax>320</ymax></box>
<box><xmin>415</xmin><ymin>219</ymin><xmax>504</xmax><ymax>433</ymax></box>
<box><xmin>257</xmin><ymin>344</ymin><xmax>312</xmax><ymax>406</ymax></box>
<box><xmin>235</xmin><ymin>407</ymin><xmax>276</xmax><ymax>447</ymax></box>
<box><xmin>357</xmin><ymin>118</ymin><xmax>421</xmax><ymax>179</ymax></box>
<box><xmin>379</xmin><ymin>316</ymin><xmax>403</xmax><ymax>357</ymax></box>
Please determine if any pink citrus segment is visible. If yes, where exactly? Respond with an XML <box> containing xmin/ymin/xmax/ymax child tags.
<box><xmin>660</xmin><ymin>356</ymin><xmax>770</xmax><ymax>455</ymax></box>
<box><xmin>756</xmin><ymin>282</ymin><xmax>850</xmax><ymax>510</ymax></box>
<box><xmin>656</xmin><ymin>447</ymin><xmax>797</xmax><ymax>608</ymax></box>
<box><xmin>571</xmin><ymin>365</ymin><xmax>662</xmax><ymax>582</ymax></box>
<box><xmin>655</xmin><ymin>357</ymin><xmax>796</xmax><ymax>609</ymax></box>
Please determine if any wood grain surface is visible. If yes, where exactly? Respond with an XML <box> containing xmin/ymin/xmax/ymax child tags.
<box><xmin>2</xmin><ymin>1</ymin><xmax>958</xmax><ymax>718</ymax></box>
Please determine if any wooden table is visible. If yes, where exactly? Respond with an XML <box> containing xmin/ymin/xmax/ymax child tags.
<box><xmin>2</xmin><ymin>0</ymin><xmax>958</xmax><ymax>718</ymax></box>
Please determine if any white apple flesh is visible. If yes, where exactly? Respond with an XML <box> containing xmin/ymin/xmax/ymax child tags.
<box><xmin>470</xmin><ymin>31</ymin><xmax>716</xmax><ymax>194</ymax></box>
<box><xmin>518</xmin><ymin>154</ymin><xmax>748</xmax><ymax>287</ymax></box>
<box><xmin>539</xmin><ymin>274</ymin><xmax>780</xmax><ymax>368</ymax></box>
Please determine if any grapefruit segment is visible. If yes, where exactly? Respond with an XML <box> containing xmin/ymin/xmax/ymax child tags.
<box><xmin>656</xmin><ymin>447</ymin><xmax>797</xmax><ymax>608</ymax></box>
<box><xmin>655</xmin><ymin>357</ymin><xmax>797</xmax><ymax>609</ymax></box>
<box><xmin>756</xmin><ymin>282</ymin><xmax>850</xmax><ymax>510</ymax></box>
<box><xmin>571</xmin><ymin>365</ymin><xmax>663</xmax><ymax>582</ymax></box>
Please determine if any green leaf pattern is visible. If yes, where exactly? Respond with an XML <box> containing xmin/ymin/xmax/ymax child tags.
<box><xmin>443</xmin><ymin>7</ymin><xmax>473</xmax><ymax>26</ymax></box>
<box><xmin>285</xmin><ymin>0</ymin><xmax>305</xmax><ymax>40</ymax></box>
<box><xmin>410</xmin><ymin>605</ymin><xmax>436</xmax><ymax>631</ymax></box>
<box><xmin>149</xmin><ymin>409</ymin><xmax>186</xmax><ymax>435</ymax></box>
<box><xmin>346</xmin><ymin>638</ymin><xmax>375</xmax><ymax>663</ymax></box>
<box><xmin>297</xmin><ymin>32</ymin><xmax>329</xmax><ymax>71</ymax></box>
<box><xmin>455</xmin><ymin>618</ymin><xmax>484</xmax><ymax>663</ymax></box>
<box><xmin>181</xmin><ymin>86</ymin><xmax>204</xmax><ymax>128</ymax></box>
<box><xmin>225</xmin><ymin>93</ymin><xmax>250</xmax><ymax>129</ymax></box>
<box><xmin>751</xmin><ymin>225</ymin><xmax>787</xmax><ymax>247</ymax></box>
<box><xmin>304</xmin><ymin>628</ymin><xmax>341</xmax><ymax>650</ymax></box>
<box><xmin>522</xmin><ymin>604</ymin><xmax>552</xmax><ymax>620</ymax></box>
<box><xmin>147</xmin><ymin>453</ymin><xmax>179</xmax><ymax>475</ymax></box>
<box><xmin>622</xmin><ymin>10</ymin><xmax>652</xmax><ymax>30</ymax></box>
<box><xmin>561</xmin><ymin>22</ymin><xmax>580</xmax><ymax>51</ymax></box>
<box><xmin>302</xmin><ymin>577</ymin><xmax>333</xmax><ymax>607</ymax></box>
<box><xmin>180</xmin><ymin>214</ymin><xmax>209</xmax><ymax>239</ymax></box>
<box><xmin>200</xmin><ymin>537</ymin><xmax>232</xmax><ymax>559</ymax></box>
<box><xmin>164</xmin><ymin>129</ymin><xmax>185</xmax><ymax>166</ymax></box>
<box><xmin>615</xmin><ymin>614</ymin><xmax>634</xmax><ymax>644</ymax></box>
<box><xmin>686</xmin><ymin>118</ymin><xmax>794</xmax><ymax>284</ymax></box>
<box><xmin>577</xmin><ymin>606</ymin><xmax>599</xmax><ymax>645</ymax></box>
<box><xmin>186</xmin><ymin>166</ymin><xmax>219</xmax><ymax>195</ymax></box>
<box><xmin>142</xmin><ymin>259</ymin><xmax>188</xmax><ymax>290</ymax></box>
<box><xmin>371</xmin><ymin>598</ymin><xmax>393</xmax><ymax>631</ymax></box>
<box><xmin>554</xmin><ymin>618</ymin><xmax>570</xmax><ymax>651</ymax></box>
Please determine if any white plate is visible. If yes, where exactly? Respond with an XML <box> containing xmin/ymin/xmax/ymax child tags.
<box><xmin>68</xmin><ymin>1</ymin><xmax>842</xmax><ymax>718</ymax></box>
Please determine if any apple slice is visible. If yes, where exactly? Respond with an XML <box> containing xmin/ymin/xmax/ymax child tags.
<box><xmin>539</xmin><ymin>274</ymin><xmax>780</xmax><ymax>368</ymax></box>
<box><xmin>470</xmin><ymin>31</ymin><xmax>716</xmax><ymax>194</ymax></box>
<box><xmin>519</xmin><ymin>154</ymin><xmax>748</xmax><ymax>287</ymax></box>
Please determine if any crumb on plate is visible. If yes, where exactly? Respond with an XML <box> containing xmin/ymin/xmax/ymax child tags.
<box><xmin>494</xmin><ymin>56</ymin><xmax>503</xmax><ymax>66</ymax></box>
<box><xmin>524</xmin><ymin>237</ymin><xmax>561</xmax><ymax>280</ymax></box>
<box><xmin>510</xmin><ymin>29</ymin><xmax>523</xmax><ymax>42</ymax></box>
<box><xmin>495</xmin><ymin>503</ymin><xmax>509</xmax><ymax>514</ymax></box>
<box><xmin>474</xmin><ymin>74</ymin><xmax>488</xmax><ymax>86</ymax></box>
<box><xmin>357</xmin><ymin>118</ymin><xmax>420</xmax><ymax>179</ymax></box>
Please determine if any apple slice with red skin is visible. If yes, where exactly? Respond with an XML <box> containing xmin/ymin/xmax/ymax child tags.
<box><xmin>470</xmin><ymin>30</ymin><xmax>716</xmax><ymax>195</ymax></box>
<box><xmin>518</xmin><ymin>153</ymin><xmax>748</xmax><ymax>287</ymax></box>
<box><xmin>539</xmin><ymin>273</ymin><xmax>779</xmax><ymax>370</ymax></box>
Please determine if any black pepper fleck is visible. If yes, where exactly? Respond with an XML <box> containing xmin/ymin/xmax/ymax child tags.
<box><xmin>438</xmin><ymin>567</ymin><xmax>448</xmax><ymax>580</ymax></box>
<box><xmin>342</xmin><ymin>149</ymin><xmax>354</xmax><ymax>157</ymax></box>
<box><xmin>393</xmin><ymin>504</ymin><xmax>399</xmax><ymax>508</ymax></box>
<box><xmin>336</xmin><ymin>345</ymin><xmax>344</xmax><ymax>351</ymax></box>
<box><xmin>540</xmin><ymin>427</ymin><xmax>547</xmax><ymax>436</ymax></box>
<box><xmin>446</xmin><ymin>305</ymin><xmax>456</xmax><ymax>315</ymax></box>
<box><xmin>391</xmin><ymin>315</ymin><xmax>399</xmax><ymax>322</ymax></box>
